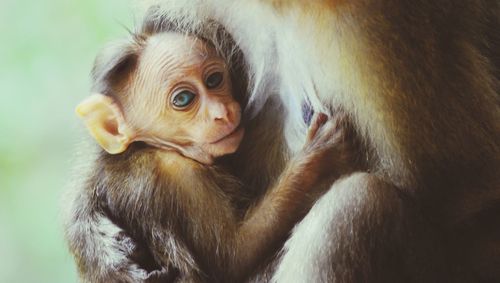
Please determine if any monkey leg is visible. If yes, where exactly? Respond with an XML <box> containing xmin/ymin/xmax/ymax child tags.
<box><xmin>272</xmin><ymin>172</ymin><xmax>449</xmax><ymax>283</ymax></box>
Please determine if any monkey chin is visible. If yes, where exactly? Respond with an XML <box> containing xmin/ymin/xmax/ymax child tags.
<box><xmin>208</xmin><ymin>127</ymin><xmax>245</xmax><ymax>158</ymax></box>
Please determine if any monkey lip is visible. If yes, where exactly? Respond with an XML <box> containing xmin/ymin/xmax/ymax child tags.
<box><xmin>210</xmin><ymin>126</ymin><xmax>244</xmax><ymax>145</ymax></box>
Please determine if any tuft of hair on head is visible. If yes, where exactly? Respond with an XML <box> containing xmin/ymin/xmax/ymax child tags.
<box><xmin>140</xmin><ymin>5</ymin><xmax>245</xmax><ymax>72</ymax></box>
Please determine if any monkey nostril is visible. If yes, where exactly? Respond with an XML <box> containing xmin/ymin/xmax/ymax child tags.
<box><xmin>212</xmin><ymin>107</ymin><xmax>230</xmax><ymax>123</ymax></box>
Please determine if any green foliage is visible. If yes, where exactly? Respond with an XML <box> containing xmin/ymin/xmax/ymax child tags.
<box><xmin>0</xmin><ymin>0</ymin><xmax>134</xmax><ymax>282</ymax></box>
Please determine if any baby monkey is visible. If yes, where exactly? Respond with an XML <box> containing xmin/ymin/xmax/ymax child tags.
<box><xmin>66</xmin><ymin>28</ymin><xmax>358</xmax><ymax>282</ymax></box>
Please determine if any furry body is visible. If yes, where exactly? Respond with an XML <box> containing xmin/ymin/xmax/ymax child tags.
<box><xmin>65</xmin><ymin>1</ymin><xmax>500</xmax><ymax>282</ymax></box>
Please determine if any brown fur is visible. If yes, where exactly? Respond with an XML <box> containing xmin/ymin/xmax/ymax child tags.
<box><xmin>64</xmin><ymin>17</ymin><xmax>363</xmax><ymax>282</ymax></box>
<box><xmin>65</xmin><ymin>0</ymin><xmax>500</xmax><ymax>281</ymax></box>
<box><xmin>144</xmin><ymin>0</ymin><xmax>499</xmax><ymax>281</ymax></box>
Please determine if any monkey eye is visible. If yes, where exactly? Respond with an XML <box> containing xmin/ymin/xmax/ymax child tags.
<box><xmin>172</xmin><ymin>90</ymin><xmax>196</xmax><ymax>109</ymax></box>
<box><xmin>205</xmin><ymin>72</ymin><xmax>224</xmax><ymax>89</ymax></box>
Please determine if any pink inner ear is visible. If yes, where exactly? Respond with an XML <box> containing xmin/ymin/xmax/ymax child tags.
<box><xmin>103</xmin><ymin>119</ymin><xmax>119</xmax><ymax>136</ymax></box>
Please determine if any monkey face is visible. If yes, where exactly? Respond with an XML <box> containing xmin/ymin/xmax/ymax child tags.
<box><xmin>128</xmin><ymin>32</ymin><xmax>245</xmax><ymax>162</ymax></box>
<box><xmin>77</xmin><ymin>32</ymin><xmax>244</xmax><ymax>163</ymax></box>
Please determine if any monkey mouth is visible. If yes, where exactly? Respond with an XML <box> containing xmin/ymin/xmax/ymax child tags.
<box><xmin>210</xmin><ymin>126</ymin><xmax>244</xmax><ymax>145</ymax></box>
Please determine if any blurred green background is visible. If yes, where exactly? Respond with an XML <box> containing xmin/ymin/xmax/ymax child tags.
<box><xmin>0</xmin><ymin>1</ymin><xmax>136</xmax><ymax>282</ymax></box>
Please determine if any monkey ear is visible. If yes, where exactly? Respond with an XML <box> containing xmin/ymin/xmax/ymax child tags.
<box><xmin>76</xmin><ymin>93</ymin><xmax>134</xmax><ymax>154</ymax></box>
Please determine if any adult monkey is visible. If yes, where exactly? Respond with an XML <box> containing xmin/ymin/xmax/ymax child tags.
<box><xmin>136</xmin><ymin>0</ymin><xmax>500</xmax><ymax>282</ymax></box>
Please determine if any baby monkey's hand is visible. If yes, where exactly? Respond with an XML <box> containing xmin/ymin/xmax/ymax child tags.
<box><xmin>295</xmin><ymin>110</ymin><xmax>362</xmax><ymax>190</ymax></box>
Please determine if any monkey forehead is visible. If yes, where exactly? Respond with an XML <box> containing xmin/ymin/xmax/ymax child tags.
<box><xmin>139</xmin><ymin>32</ymin><xmax>217</xmax><ymax>77</ymax></box>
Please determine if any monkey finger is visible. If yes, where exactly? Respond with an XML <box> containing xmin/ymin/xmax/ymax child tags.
<box><xmin>320</xmin><ymin>109</ymin><xmax>352</xmax><ymax>142</ymax></box>
<box><xmin>306</xmin><ymin>112</ymin><xmax>328</xmax><ymax>143</ymax></box>
<box><xmin>311</xmin><ymin>117</ymin><xmax>342</xmax><ymax>146</ymax></box>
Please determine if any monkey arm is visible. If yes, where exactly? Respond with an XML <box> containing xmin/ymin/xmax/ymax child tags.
<box><xmin>64</xmin><ymin>150</ymin><xmax>185</xmax><ymax>283</ymax></box>
<box><xmin>229</xmin><ymin>159</ymin><xmax>326</xmax><ymax>280</ymax></box>
<box><xmin>65</xmin><ymin>205</ymin><xmax>179</xmax><ymax>283</ymax></box>
<box><xmin>64</xmin><ymin>188</ymin><xmax>153</xmax><ymax>283</ymax></box>
<box><xmin>219</xmin><ymin>114</ymin><xmax>357</xmax><ymax>281</ymax></box>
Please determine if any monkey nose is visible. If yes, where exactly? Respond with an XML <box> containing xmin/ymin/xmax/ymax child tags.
<box><xmin>210</xmin><ymin>103</ymin><xmax>230</xmax><ymax>123</ymax></box>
